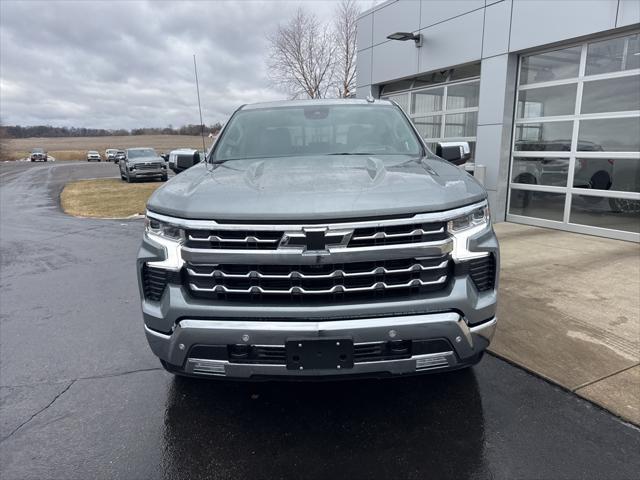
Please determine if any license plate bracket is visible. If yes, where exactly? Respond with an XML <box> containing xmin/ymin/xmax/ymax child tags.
<box><xmin>286</xmin><ymin>338</ymin><xmax>354</xmax><ymax>370</ymax></box>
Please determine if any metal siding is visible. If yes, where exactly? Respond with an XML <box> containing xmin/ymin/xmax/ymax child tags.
<box><xmin>482</xmin><ymin>0</ymin><xmax>512</xmax><ymax>58</ymax></box>
<box><xmin>357</xmin><ymin>13</ymin><xmax>374</xmax><ymax>51</ymax></box>
<box><xmin>356</xmin><ymin>85</ymin><xmax>372</xmax><ymax>99</ymax></box>
<box><xmin>372</xmin><ymin>0</ymin><xmax>421</xmax><ymax>46</ymax></box>
<box><xmin>475</xmin><ymin>123</ymin><xmax>506</xmax><ymax>191</ymax></box>
<box><xmin>478</xmin><ymin>54</ymin><xmax>512</xmax><ymax>125</ymax></box>
<box><xmin>417</xmin><ymin>9</ymin><xmax>485</xmax><ymax>73</ymax></box>
<box><xmin>371</xmin><ymin>39</ymin><xmax>419</xmax><ymax>84</ymax></box>
<box><xmin>509</xmin><ymin>0</ymin><xmax>618</xmax><ymax>52</ymax></box>
<box><xmin>356</xmin><ymin>48</ymin><xmax>373</xmax><ymax>87</ymax></box>
<box><xmin>420</xmin><ymin>0</ymin><xmax>485</xmax><ymax>28</ymax></box>
<box><xmin>617</xmin><ymin>0</ymin><xmax>640</xmax><ymax>27</ymax></box>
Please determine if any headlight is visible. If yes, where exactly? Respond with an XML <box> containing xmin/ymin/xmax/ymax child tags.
<box><xmin>447</xmin><ymin>205</ymin><xmax>491</xmax><ymax>262</ymax></box>
<box><xmin>447</xmin><ymin>206</ymin><xmax>490</xmax><ymax>234</ymax></box>
<box><xmin>145</xmin><ymin>216</ymin><xmax>185</xmax><ymax>241</ymax></box>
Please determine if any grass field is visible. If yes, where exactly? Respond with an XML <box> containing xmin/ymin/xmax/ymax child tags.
<box><xmin>4</xmin><ymin>134</ymin><xmax>212</xmax><ymax>161</ymax></box>
<box><xmin>61</xmin><ymin>178</ymin><xmax>162</xmax><ymax>218</ymax></box>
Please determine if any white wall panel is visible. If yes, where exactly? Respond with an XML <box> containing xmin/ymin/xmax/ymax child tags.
<box><xmin>477</xmin><ymin>54</ymin><xmax>517</xmax><ymax>126</ymax></box>
<box><xmin>617</xmin><ymin>0</ymin><xmax>640</xmax><ymax>27</ymax></box>
<box><xmin>372</xmin><ymin>0</ymin><xmax>421</xmax><ymax>46</ymax></box>
<box><xmin>510</xmin><ymin>0</ymin><xmax>617</xmax><ymax>52</ymax></box>
<box><xmin>356</xmin><ymin>48</ymin><xmax>372</xmax><ymax>87</ymax></box>
<box><xmin>357</xmin><ymin>13</ymin><xmax>374</xmax><ymax>51</ymax></box>
<box><xmin>417</xmin><ymin>9</ymin><xmax>484</xmax><ymax>73</ymax></box>
<box><xmin>420</xmin><ymin>0</ymin><xmax>485</xmax><ymax>28</ymax></box>
<box><xmin>356</xmin><ymin>85</ymin><xmax>372</xmax><ymax>99</ymax></box>
<box><xmin>371</xmin><ymin>39</ymin><xmax>419</xmax><ymax>84</ymax></box>
<box><xmin>482</xmin><ymin>0</ymin><xmax>512</xmax><ymax>58</ymax></box>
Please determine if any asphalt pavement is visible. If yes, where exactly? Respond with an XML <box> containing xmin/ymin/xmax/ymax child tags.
<box><xmin>1</xmin><ymin>161</ymin><xmax>639</xmax><ymax>480</ymax></box>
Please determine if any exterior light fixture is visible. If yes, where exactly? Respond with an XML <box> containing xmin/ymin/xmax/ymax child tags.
<box><xmin>386</xmin><ymin>32</ymin><xmax>423</xmax><ymax>47</ymax></box>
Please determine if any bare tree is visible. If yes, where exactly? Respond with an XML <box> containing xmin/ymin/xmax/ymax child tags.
<box><xmin>334</xmin><ymin>0</ymin><xmax>360</xmax><ymax>98</ymax></box>
<box><xmin>267</xmin><ymin>8</ymin><xmax>336</xmax><ymax>99</ymax></box>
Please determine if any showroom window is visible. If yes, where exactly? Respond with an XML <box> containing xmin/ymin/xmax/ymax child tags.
<box><xmin>508</xmin><ymin>32</ymin><xmax>640</xmax><ymax>241</ymax></box>
<box><xmin>380</xmin><ymin>63</ymin><xmax>480</xmax><ymax>162</ymax></box>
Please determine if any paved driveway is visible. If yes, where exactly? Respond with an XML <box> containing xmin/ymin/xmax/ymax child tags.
<box><xmin>1</xmin><ymin>161</ymin><xmax>639</xmax><ymax>479</ymax></box>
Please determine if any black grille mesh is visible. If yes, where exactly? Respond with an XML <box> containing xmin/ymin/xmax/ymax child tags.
<box><xmin>468</xmin><ymin>255</ymin><xmax>496</xmax><ymax>292</ymax></box>
<box><xmin>142</xmin><ymin>264</ymin><xmax>172</xmax><ymax>301</ymax></box>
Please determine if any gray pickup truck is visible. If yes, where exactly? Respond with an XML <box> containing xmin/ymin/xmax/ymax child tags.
<box><xmin>137</xmin><ymin>99</ymin><xmax>499</xmax><ymax>379</ymax></box>
<box><xmin>119</xmin><ymin>148</ymin><xmax>168</xmax><ymax>182</ymax></box>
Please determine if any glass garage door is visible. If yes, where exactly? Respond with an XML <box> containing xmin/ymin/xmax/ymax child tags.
<box><xmin>507</xmin><ymin>32</ymin><xmax>640</xmax><ymax>241</ymax></box>
<box><xmin>381</xmin><ymin>63</ymin><xmax>481</xmax><ymax>162</ymax></box>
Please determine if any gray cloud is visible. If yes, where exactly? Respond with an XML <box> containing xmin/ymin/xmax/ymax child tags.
<box><xmin>0</xmin><ymin>0</ymin><xmax>368</xmax><ymax>129</ymax></box>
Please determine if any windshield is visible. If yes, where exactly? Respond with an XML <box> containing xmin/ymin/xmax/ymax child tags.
<box><xmin>128</xmin><ymin>148</ymin><xmax>156</xmax><ymax>159</ymax></box>
<box><xmin>212</xmin><ymin>104</ymin><xmax>422</xmax><ymax>162</ymax></box>
<box><xmin>32</xmin><ymin>148</ymin><xmax>44</xmax><ymax>153</ymax></box>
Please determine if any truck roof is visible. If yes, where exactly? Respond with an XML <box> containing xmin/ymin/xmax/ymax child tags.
<box><xmin>240</xmin><ymin>98</ymin><xmax>393</xmax><ymax>111</ymax></box>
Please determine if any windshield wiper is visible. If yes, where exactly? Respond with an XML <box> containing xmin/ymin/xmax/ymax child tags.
<box><xmin>327</xmin><ymin>152</ymin><xmax>376</xmax><ymax>155</ymax></box>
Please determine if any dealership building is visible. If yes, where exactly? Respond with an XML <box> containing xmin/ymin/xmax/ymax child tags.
<box><xmin>356</xmin><ymin>0</ymin><xmax>639</xmax><ymax>241</ymax></box>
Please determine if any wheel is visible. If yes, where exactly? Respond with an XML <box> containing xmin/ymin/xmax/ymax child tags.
<box><xmin>161</xmin><ymin>174</ymin><xmax>168</xmax><ymax>182</ymax></box>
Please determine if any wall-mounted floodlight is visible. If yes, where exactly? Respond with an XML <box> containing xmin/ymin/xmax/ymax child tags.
<box><xmin>386</xmin><ymin>32</ymin><xmax>423</xmax><ymax>47</ymax></box>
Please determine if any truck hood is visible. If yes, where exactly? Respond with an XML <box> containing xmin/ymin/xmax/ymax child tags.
<box><xmin>147</xmin><ymin>155</ymin><xmax>486</xmax><ymax>221</ymax></box>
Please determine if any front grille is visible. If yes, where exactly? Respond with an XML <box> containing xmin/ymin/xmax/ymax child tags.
<box><xmin>136</xmin><ymin>162</ymin><xmax>163</xmax><ymax>170</ymax></box>
<box><xmin>185</xmin><ymin>256</ymin><xmax>450</xmax><ymax>303</ymax></box>
<box><xmin>468</xmin><ymin>255</ymin><xmax>496</xmax><ymax>292</ymax></box>
<box><xmin>184</xmin><ymin>221</ymin><xmax>446</xmax><ymax>251</ymax></box>
<box><xmin>186</xmin><ymin>230</ymin><xmax>284</xmax><ymax>250</ymax></box>
<box><xmin>348</xmin><ymin>222</ymin><xmax>447</xmax><ymax>247</ymax></box>
<box><xmin>142</xmin><ymin>265</ymin><xmax>169</xmax><ymax>301</ymax></box>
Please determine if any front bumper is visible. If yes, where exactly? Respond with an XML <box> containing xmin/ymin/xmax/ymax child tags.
<box><xmin>145</xmin><ymin>312</ymin><xmax>496</xmax><ymax>379</ymax></box>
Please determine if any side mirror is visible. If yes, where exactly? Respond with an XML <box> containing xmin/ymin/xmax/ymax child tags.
<box><xmin>436</xmin><ymin>141</ymin><xmax>471</xmax><ymax>166</ymax></box>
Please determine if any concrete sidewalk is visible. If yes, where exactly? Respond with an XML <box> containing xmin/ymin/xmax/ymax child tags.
<box><xmin>491</xmin><ymin>222</ymin><xmax>640</xmax><ymax>425</ymax></box>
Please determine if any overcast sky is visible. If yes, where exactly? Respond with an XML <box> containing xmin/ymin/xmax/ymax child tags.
<box><xmin>0</xmin><ymin>0</ymin><xmax>379</xmax><ymax>129</ymax></box>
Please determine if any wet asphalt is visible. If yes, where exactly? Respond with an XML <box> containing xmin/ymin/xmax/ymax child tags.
<box><xmin>0</xmin><ymin>161</ymin><xmax>639</xmax><ymax>480</ymax></box>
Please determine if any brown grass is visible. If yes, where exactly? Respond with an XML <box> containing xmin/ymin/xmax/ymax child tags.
<box><xmin>61</xmin><ymin>178</ymin><xmax>162</xmax><ymax>218</ymax></box>
<box><xmin>4</xmin><ymin>135</ymin><xmax>211</xmax><ymax>161</ymax></box>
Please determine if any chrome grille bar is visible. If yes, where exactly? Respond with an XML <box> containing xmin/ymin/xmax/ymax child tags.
<box><xmin>351</xmin><ymin>227</ymin><xmax>444</xmax><ymax>242</ymax></box>
<box><xmin>188</xmin><ymin>234</ymin><xmax>279</xmax><ymax>244</ymax></box>
<box><xmin>189</xmin><ymin>275</ymin><xmax>447</xmax><ymax>295</ymax></box>
<box><xmin>187</xmin><ymin>259</ymin><xmax>448</xmax><ymax>279</ymax></box>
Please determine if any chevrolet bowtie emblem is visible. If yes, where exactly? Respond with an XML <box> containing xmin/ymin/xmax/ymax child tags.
<box><xmin>280</xmin><ymin>228</ymin><xmax>352</xmax><ymax>253</ymax></box>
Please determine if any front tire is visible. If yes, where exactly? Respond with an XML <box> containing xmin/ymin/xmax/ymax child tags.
<box><xmin>161</xmin><ymin>174</ymin><xmax>168</xmax><ymax>182</ymax></box>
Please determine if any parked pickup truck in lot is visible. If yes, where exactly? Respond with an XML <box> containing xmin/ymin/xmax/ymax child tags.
<box><xmin>105</xmin><ymin>149</ymin><xmax>118</xmax><ymax>162</ymax></box>
<box><xmin>138</xmin><ymin>99</ymin><xmax>499</xmax><ymax>380</ymax></box>
<box><xmin>119</xmin><ymin>148</ymin><xmax>168</xmax><ymax>182</ymax></box>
